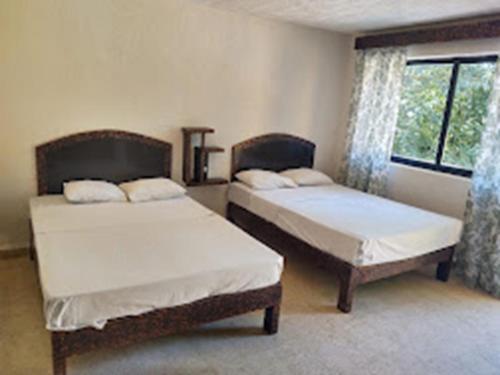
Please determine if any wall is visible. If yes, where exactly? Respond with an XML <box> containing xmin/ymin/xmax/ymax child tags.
<box><xmin>0</xmin><ymin>0</ymin><xmax>354</xmax><ymax>250</ymax></box>
<box><xmin>386</xmin><ymin>164</ymin><xmax>470</xmax><ymax>219</ymax></box>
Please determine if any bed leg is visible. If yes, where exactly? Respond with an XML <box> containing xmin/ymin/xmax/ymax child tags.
<box><xmin>53</xmin><ymin>355</ymin><xmax>66</xmax><ymax>375</ymax></box>
<box><xmin>52</xmin><ymin>333</ymin><xmax>67</xmax><ymax>375</ymax></box>
<box><xmin>29</xmin><ymin>220</ymin><xmax>35</xmax><ymax>261</ymax></box>
<box><xmin>337</xmin><ymin>267</ymin><xmax>360</xmax><ymax>313</ymax></box>
<box><xmin>226</xmin><ymin>203</ymin><xmax>235</xmax><ymax>223</ymax></box>
<box><xmin>264</xmin><ymin>304</ymin><xmax>280</xmax><ymax>334</ymax></box>
<box><xmin>436</xmin><ymin>247</ymin><xmax>454</xmax><ymax>282</ymax></box>
<box><xmin>436</xmin><ymin>260</ymin><xmax>452</xmax><ymax>282</ymax></box>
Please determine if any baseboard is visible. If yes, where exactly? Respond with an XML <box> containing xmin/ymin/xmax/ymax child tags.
<box><xmin>0</xmin><ymin>242</ymin><xmax>29</xmax><ymax>259</ymax></box>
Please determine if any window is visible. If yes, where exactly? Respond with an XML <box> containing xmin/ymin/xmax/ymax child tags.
<box><xmin>391</xmin><ymin>55</ymin><xmax>497</xmax><ymax>177</ymax></box>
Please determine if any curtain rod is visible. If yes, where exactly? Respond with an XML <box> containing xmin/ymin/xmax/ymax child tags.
<box><xmin>355</xmin><ymin>17</ymin><xmax>500</xmax><ymax>50</ymax></box>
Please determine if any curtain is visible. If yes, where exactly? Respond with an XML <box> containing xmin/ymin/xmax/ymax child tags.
<box><xmin>339</xmin><ymin>47</ymin><xmax>407</xmax><ymax>196</ymax></box>
<box><xmin>455</xmin><ymin>61</ymin><xmax>500</xmax><ymax>297</ymax></box>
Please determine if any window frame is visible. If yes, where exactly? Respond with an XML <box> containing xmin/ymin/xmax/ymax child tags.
<box><xmin>391</xmin><ymin>54</ymin><xmax>498</xmax><ymax>178</ymax></box>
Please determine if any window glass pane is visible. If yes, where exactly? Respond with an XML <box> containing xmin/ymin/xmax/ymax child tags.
<box><xmin>392</xmin><ymin>64</ymin><xmax>453</xmax><ymax>162</ymax></box>
<box><xmin>442</xmin><ymin>62</ymin><xmax>496</xmax><ymax>170</ymax></box>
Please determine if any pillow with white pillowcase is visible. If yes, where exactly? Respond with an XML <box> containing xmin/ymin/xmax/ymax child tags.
<box><xmin>64</xmin><ymin>180</ymin><xmax>127</xmax><ymax>203</ymax></box>
<box><xmin>235</xmin><ymin>169</ymin><xmax>297</xmax><ymax>190</ymax></box>
<box><xmin>119</xmin><ymin>178</ymin><xmax>186</xmax><ymax>203</ymax></box>
<box><xmin>280</xmin><ymin>168</ymin><xmax>333</xmax><ymax>186</ymax></box>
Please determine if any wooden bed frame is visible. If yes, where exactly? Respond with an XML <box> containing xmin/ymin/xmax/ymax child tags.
<box><xmin>32</xmin><ymin>130</ymin><xmax>282</xmax><ymax>375</ymax></box>
<box><xmin>227</xmin><ymin>133</ymin><xmax>454</xmax><ymax>313</ymax></box>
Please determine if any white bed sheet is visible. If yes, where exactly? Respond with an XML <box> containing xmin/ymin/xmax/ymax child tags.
<box><xmin>228</xmin><ymin>182</ymin><xmax>462</xmax><ymax>266</ymax></box>
<box><xmin>30</xmin><ymin>196</ymin><xmax>283</xmax><ymax>331</ymax></box>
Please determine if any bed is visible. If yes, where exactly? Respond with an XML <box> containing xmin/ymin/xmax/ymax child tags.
<box><xmin>226</xmin><ymin>133</ymin><xmax>462</xmax><ymax>313</ymax></box>
<box><xmin>30</xmin><ymin>130</ymin><xmax>283</xmax><ymax>375</ymax></box>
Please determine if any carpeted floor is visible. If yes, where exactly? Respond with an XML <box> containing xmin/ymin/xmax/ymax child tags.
<box><xmin>1</xmin><ymin>251</ymin><xmax>500</xmax><ymax>375</ymax></box>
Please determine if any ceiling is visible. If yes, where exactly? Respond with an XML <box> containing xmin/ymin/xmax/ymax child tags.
<box><xmin>193</xmin><ymin>0</ymin><xmax>500</xmax><ymax>33</ymax></box>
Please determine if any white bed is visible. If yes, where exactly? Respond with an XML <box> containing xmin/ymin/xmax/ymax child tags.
<box><xmin>30</xmin><ymin>195</ymin><xmax>283</xmax><ymax>331</ymax></box>
<box><xmin>228</xmin><ymin>182</ymin><xmax>462</xmax><ymax>266</ymax></box>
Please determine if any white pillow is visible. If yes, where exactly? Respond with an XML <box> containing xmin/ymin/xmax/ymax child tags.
<box><xmin>64</xmin><ymin>180</ymin><xmax>127</xmax><ymax>204</ymax></box>
<box><xmin>280</xmin><ymin>168</ymin><xmax>333</xmax><ymax>186</ymax></box>
<box><xmin>119</xmin><ymin>178</ymin><xmax>186</xmax><ymax>203</ymax></box>
<box><xmin>235</xmin><ymin>169</ymin><xmax>297</xmax><ymax>190</ymax></box>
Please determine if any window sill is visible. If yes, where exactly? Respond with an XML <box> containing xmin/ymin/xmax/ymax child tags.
<box><xmin>390</xmin><ymin>156</ymin><xmax>472</xmax><ymax>179</ymax></box>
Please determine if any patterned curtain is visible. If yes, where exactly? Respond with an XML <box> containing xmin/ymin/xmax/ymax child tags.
<box><xmin>340</xmin><ymin>47</ymin><xmax>407</xmax><ymax>196</ymax></box>
<box><xmin>455</xmin><ymin>61</ymin><xmax>500</xmax><ymax>297</ymax></box>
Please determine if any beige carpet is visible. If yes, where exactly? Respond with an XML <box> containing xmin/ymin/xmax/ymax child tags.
<box><xmin>1</xmin><ymin>252</ymin><xmax>500</xmax><ymax>375</ymax></box>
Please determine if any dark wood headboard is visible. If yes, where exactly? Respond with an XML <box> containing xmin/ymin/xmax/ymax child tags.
<box><xmin>231</xmin><ymin>133</ymin><xmax>315</xmax><ymax>180</ymax></box>
<box><xmin>36</xmin><ymin>130</ymin><xmax>172</xmax><ymax>195</ymax></box>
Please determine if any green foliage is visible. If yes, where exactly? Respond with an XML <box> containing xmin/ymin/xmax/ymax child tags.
<box><xmin>392</xmin><ymin>61</ymin><xmax>496</xmax><ymax>169</ymax></box>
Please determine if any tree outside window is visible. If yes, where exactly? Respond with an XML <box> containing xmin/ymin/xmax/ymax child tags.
<box><xmin>392</xmin><ymin>56</ymin><xmax>497</xmax><ymax>177</ymax></box>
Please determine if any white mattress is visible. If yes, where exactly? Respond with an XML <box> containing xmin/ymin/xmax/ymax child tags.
<box><xmin>30</xmin><ymin>195</ymin><xmax>283</xmax><ymax>331</ymax></box>
<box><xmin>228</xmin><ymin>182</ymin><xmax>462</xmax><ymax>266</ymax></box>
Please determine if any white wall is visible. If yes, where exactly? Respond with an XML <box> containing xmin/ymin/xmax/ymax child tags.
<box><xmin>387</xmin><ymin>164</ymin><xmax>470</xmax><ymax>219</ymax></box>
<box><xmin>0</xmin><ymin>0</ymin><xmax>354</xmax><ymax>250</ymax></box>
<box><xmin>408</xmin><ymin>37</ymin><xmax>500</xmax><ymax>59</ymax></box>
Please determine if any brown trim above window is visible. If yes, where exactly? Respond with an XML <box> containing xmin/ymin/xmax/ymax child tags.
<box><xmin>355</xmin><ymin>17</ymin><xmax>500</xmax><ymax>50</ymax></box>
